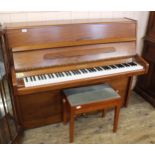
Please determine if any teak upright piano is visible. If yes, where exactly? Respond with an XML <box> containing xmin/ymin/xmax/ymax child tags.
<box><xmin>4</xmin><ymin>18</ymin><xmax>149</xmax><ymax>129</ymax></box>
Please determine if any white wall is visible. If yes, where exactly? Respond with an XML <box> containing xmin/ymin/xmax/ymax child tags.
<box><xmin>0</xmin><ymin>11</ymin><xmax>149</xmax><ymax>54</ymax></box>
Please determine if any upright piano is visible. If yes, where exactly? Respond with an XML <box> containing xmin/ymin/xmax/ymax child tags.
<box><xmin>4</xmin><ymin>18</ymin><xmax>149</xmax><ymax>129</ymax></box>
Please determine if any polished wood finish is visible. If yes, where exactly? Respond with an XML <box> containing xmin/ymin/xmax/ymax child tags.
<box><xmin>4</xmin><ymin>18</ymin><xmax>136</xmax><ymax>29</ymax></box>
<box><xmin>4</xmin><ymin>18</ymin><xmax>149</xmax><ymax>129</ymax></box>
<box><xmin>5</xmin><ymin>18</ymin><xmax>136</xmax><ymax>52</ymax></box>
<box><xmin>63</xmin><ymin>91</ymin><xmax>121</xmax><ymax>143</ymax></box>
<box><xmin>13</xmin><ymin>42</ymin><xmax>136</xmax><ymax>72</ymax></box>
<box><xmin>13</xmin><ymin>77</ymin><xmax>131</xmax><ymax>129</ymax></box>
<box><xmin>135</xmin><ymin>12</ymin><xmax>155</xmax><ymax>107</ymax></box>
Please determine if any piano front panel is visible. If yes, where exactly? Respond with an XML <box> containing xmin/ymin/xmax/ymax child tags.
<box><xmin>17</xmin><ymin>90</ymin><xmax>62</xmax><ymax>128</ymax></box>
<box><xmin>16</xmin><ymin>76</ymin><xmax>130</xmax><ymax>129</ymax></box>
<box><xmin>13</xmin><ymin>42</ymin><xmax>136</xmax><ymax>71</ymax></box>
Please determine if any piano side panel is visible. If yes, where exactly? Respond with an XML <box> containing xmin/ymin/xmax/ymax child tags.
<box><xmin>15</xmin><ymin>76</ymin><xmax>130</xmax><ymax>129</ymax></box>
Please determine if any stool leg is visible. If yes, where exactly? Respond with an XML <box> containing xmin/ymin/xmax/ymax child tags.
<box><xmin>113</xmin><ymin>106</ymin><xmax>120</xmax><ymax>132</ymax></box>
<box><xmin>101</xmin><ymin>109</ymin><xmax>106</xmax><ymax>118</ymax></box>
<box><xmin>63</xmin><ymin>99</ymin><xmax>67</xmax><ymax>125</ymax></box>
<box><xmin>70</xmin><ymin>110</ymin><xmax>74</xmax><ymax>143</ymax></box>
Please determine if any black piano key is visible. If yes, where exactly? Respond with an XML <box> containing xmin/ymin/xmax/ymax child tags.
<box><xmin>119</xmin><ymin>64</ymin><xmax>125</xmax><ymax>67</ymax></box>
<box><xmin>38</xmin><ymin>76</ymin><xmax>41</xmax><ymax>80</ymax></box>
<box><xmin>102</xmin><ymin>66</ymin><xmax>110</xmax><ymax>70</ymax></box>
<box><xmin>80</xmin><ymin>69</ymin><xmax>86</xmax><ymax>73</ymax></box>
<box><xmin>109</xmin><ymin>65</ymin><xmax>117</xmax><ymax>69</ymax></box>
<box><xmin>60</xmin><ymin>72</ymin><xmax>63</xmax><ymax>77</ymax></box>
<box><xmin>55</xmin><ymin>73</ymin><xmax>60</xmax><ymax>77</ymax></box>
<box><xmin>95</xmin><ymin>67</ymin><xmax>102</xmax><ymax>71</ymax></box>
<box><xmin>116</xmin><ymin>64</ymin><xmax>124</xmax><ymax>68</ymax></box>
<box><xmin>91</xmin><ymin>68</ymin><xmax>96</xmax><ymax>72</ymax></box>
<box><xmin>86</xmin><ymin>68</ymin><xmax>91</xmax><ymax>72</ymax></box>
<box><xmin>89</xmin><ymin>68</ymin><xmax>94</xmax><ymax>72</ymax></box>
<box><xmin>83</xmin><ymin>69</ymin><xmax>88</xmax><ymax>73</ymax></box>
<box><xmin>32</xmin><ymin>76</ymin><xmax>36</xmax><ymax>81</ymax></box>
<box><xmin>75</xmin><ymin>71</ymin><xmax>79</xmax><ymax>74</ymax></box>
<box><xmin>61</xmin><ymin>72</ymin><xmax>64</xmax><ymax>76</ymax></box>
<box><xmin>77</xmin><ymin>70</ymin><xmax>82</xmax><ymax>74</ymax></box>
<box><xmin>58</xmin><ymin>72</ymin><xmax>61</xmax><ymax>77</ymax></box>
<box><xmin>65</xmin><ymin>71</ymin><xmax>69</xmax><ymax>76</ymax></box>
<box><xmin>41</xmin><ymin>75</ymin><xmax>44</xmax><ymax>79</ymax></box>
<box><xmin>90</xmin><ymin>68</ymin><xmax>94</xmax><ymax>72</ymax></box>
<box><xmin>123</xmin><ymin>63</ymin><xmax>130</xmax><ymax>67</ymax></box>
<box><xmin>68</xmin><ymin>71</ymin><xmax>72</xmax><ymax>76</ymax></box>
<box><xmin>43</xmin><ymin>75</ymin><xmax>47</xmax><ymax>79</ymax></box>
<box><xmin>50</xmin><ymin>74</ymin><xmax>54</xmax><ymax>78</ymax></box>
<box><xmin>58</xmin><ymin>72</ymin><xmax>62</xmax><ymax>77</ymax></box>
<box><xmin>77</xmin><ymin>70</ymin><xmax>81</xmax><ymax>74</ymax></box>
<box><xmin>30</xmin><ymin>76</ymin><xmax>33</xmax><ymax>81</ymax></box>
<box><xmin>87</xmin><ymin>68</ymin><xmax>91</xmax><ymax>72</ymax></box>
<box><xmin>75</xmin><ymin>70</ymin><xmax>80</xmax><ymax>74</ymax></box>
<box><xmin>61</xmin><ymin>72</ymin><xmax>65</xmax><ymax>77</ymax></box>
<box><xmin>25</xmin><ymin>77</ymin><xmax>28</xmax><ymax>82</ymax></box>
<box><xmin>128</xmin><ymin>62</ymin><xmax>137</xmax><ymax>66</ymax></box>
<box><xmin>74</xmin><ymin>70</ymin><xmax>78</xmax><ymax>74</ymax></box>
<box><xmin>40</xmin><ymin>75</ymin><xmax>43</xmax><ymax>80</ymax></box>
<box><xmin>48</xmin><ymin>74</ymin><xmax>51</xmax><ymax>78</ymax></box>
<box><xmin>80</xmin><ymin>69</ymin><xmax>85</xmax><ymax>73</ymax></box>
<box><xmin>72</xmin><ymin>70</ymin><xmax>77</xmax><ymax>75</ymax></box>
<box><xmin>133</xmin><ymin>62</ymin><xmax>137</xmax><ymax>66</ymax></box>
<box><xmin>33</xmin><ymin>76</ymin><xmax>36</xmax><ymax>81</ymax></box>
<box><xmin>38</xmin><ymin>75</ymin><xmax>41</xmax><ymax>80</ymax></box>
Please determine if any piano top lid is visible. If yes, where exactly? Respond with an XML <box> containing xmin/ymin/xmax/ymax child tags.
<box><xmin>4</xmin><ymin>18</ymin><xmax>136</xmax><ymax>29</ymax></box>
<box><xmin>5</xmin><ymin>18</ymin><xmax>137</xmax><ymax>52</ymax></box>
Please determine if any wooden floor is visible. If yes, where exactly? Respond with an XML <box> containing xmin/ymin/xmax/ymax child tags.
<box><xmin>22</xmin><ymin>92</ymin><xmax>155</xmax><ymax>144</ymax></box>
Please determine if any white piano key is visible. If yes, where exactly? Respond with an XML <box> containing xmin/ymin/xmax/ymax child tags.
<box><xmin>23</xmin><ymin>62</ymin><xmax>144</xmax><ymax>87</ymax></box>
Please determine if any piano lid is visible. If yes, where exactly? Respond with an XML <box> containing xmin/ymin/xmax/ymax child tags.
<box><xmin>5</xmin><ymin>18</ymin><xmax>136</xmax><ymax>52</ymax></box>
<box><xmin>4</xmin><ymin>18</ymin><xmax>135</xmax><ymax>29</ymax></box>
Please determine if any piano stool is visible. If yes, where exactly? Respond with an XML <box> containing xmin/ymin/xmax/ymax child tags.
<box><xmin>62</xmin><ymin>83</ymin><xmax>122</xmax><ymax>143</ymax></box>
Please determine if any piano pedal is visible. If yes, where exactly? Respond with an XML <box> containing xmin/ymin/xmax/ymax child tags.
<box><xmin>82</xmin><ymin>113</ymin><xmax>88</xmax><ymax>118</ymax></box>
<box><xmin>75</xmin><ymin>113</ymin><xmax>88</xmax><ymax>120</ymax></box>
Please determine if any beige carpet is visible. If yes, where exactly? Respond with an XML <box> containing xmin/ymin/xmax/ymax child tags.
<box><xmin>22</xmin><ymin>92</ymin><xmax>155</xmax><ymax>144</ymax></box>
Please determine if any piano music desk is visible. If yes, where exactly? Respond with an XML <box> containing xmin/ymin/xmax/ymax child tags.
<box><xmin>63</xmin><ymin>84</ymin><xmax>121</xmax><ymax>143</ymax></box>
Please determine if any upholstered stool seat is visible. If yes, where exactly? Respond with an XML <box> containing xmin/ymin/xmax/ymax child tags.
<box><xmin>62</xmin><ymin>83</ymin><xmax>122</xmax><ymax>143</ymax></box>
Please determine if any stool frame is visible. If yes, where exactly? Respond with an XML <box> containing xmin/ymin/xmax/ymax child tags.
<box><xmin>63</xmin><ymin>96</ymin><xmax>121</xmax><ymax>143</ymax></box>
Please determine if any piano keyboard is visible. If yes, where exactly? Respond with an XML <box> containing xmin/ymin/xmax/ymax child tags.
<box><xmin>23</xmin><ymin>62</ymin><xmax>143</xmax><ymax>87</ymax></box>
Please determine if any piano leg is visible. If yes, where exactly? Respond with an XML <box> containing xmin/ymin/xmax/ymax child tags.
<box><xmin>69</xmin><ymin>109</ymin><xmax>75</xmax><ymax>143</ymax></box>
<box><xmin>124</xmin><ymin>77</ymin><xmax>134</xmax><ymax>107</ymax></box>
<box><xmin>113</xmin><ymin>105</ymin><xmax>121</xmax><ymax>132</ymax></box>
<box><xmin>101</xmin><ymin>110</ymin><xmax>106</xmax><ymax>117</ymax></box>
<box><xmin>63</xmin><ymin>98</ymin><xmax>68</xmax><ymax>125</ymax></box>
